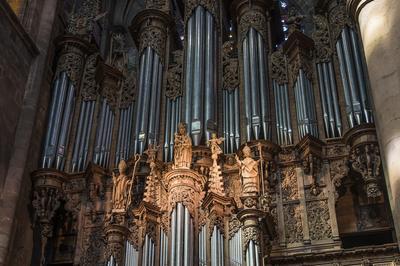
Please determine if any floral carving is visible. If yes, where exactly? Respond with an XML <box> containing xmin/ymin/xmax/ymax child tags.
<box><xmin>330</xmin><ymin>159</ymin><xmax>349</xmax><ymax>200</ymax></box>
<box><xmin>139</xmin><ymin>26</ymin><xmax>166</xmax><ymax>64</ymax></box>
<box><xmin>185</xmin><ymin>0</ymin><xmax>218</xmax><ymax>24</ymax></box>
<box><xmin>56</xmin><ymin>51</ymin><xmax>85</xmax><ymax>87</ymax></box>
<box><xmin>67</xmin><ymin>0</ymin><xmax>100</xmax><ymax>37</ymax></box>
<box><xmin>80</xmin><ymin>228</ymin><xmax>105</xmax><ymax>266</ymax></box>
<box><xmin>283</xmin><ymin>204</ymin><xmax>303</xmax><ymax>243</ymax></box>
<box><xmin>313</xmin><ymin>15</ymin><xmax>332</xmax><ymax>63</ymax></box>
<box><xmin>229</xmin><ymin>218</ymin><xmax>241</xmax><ymax>239</ymax></box>
<box><xmin>307</xmin><ymin>200</ymin><xmax>332</xmax><ymax>240</ymax></box>
<box><xmin>222</xmin><ymin>41</ymin><xmax>239</xmax><ymax>92</ymax></box>
<box><xmin>120</xmin><ymin>71</ymin><xmax>136</xmax><ymax>109</ymax></box>
<box><xmin>209</xmin><ymin>212</ymin><xmax>225</xmax><ymax>236</ymax></box>
<box><xmin>166</xmin><ymin>50</ymin><xmax>183</xmax><ymax>100</ymax></box>
<box><xmin>271</xmin><ymin>49</ymin><xmax>288</xmax><ymax>85</ymax></box>
<box><xmin>239</xmin><ymin>10</ymin><xmax>267</xmax><ymax>43</ymax></box>
<box><xmin>243</xmin><ymin>226</ymin><xmax>261</xmax><ymax>249</ymax></box>
<box><xmin>281</xmin><ymin>168</ymin><xmax>298</xmax><ymax>201</ymax></box>
<box><xmin>328</xmin><ymin>2</ymin><xmax>354</xmax><ymax>42</ymax></box>
<box><xmin>81</xmin><ymin>53</ymin><xmax>99</xmax><ymax>101</ymax></box>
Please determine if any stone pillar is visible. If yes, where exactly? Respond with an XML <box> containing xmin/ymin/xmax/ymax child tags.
<box><xmin>347</xmin><ymin>0</ymin><xmax>400</xmax><ymax>244</ymax></box>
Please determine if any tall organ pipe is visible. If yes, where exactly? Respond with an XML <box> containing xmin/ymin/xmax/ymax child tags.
<box><xmin>336</xmin><ymin>26</ymin><xmax>372</xmax><ymax>127</ymax></box>
<box><xmin>171</xmin><ymin>203</ymin><xmax>193</xmax><ymax>265</ymax></box>
<box><xmin>42</xmin><ymin>72</ymin><xmax>76</xmax><ymax>169</ymax></box>
<box><xmin>184</xmin><ymin>6</ymin><xmax>217</xmax><ymax>145</ymax></box>
<box><xmin>242</xmin><ymin>28</ymin><xmax>271</xmax><ymax>141</ymax></box>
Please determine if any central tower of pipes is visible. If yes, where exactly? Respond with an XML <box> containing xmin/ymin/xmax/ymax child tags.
<box><xmin>183</xmin><ymin>1</ymin><xmax>219</xmax><ymax>146</ymax></box>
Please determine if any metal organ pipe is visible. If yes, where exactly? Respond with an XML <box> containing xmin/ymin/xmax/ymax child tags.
<box><xmin>184</xmin><ymin>6</ymin><xmax>217</xmax><ymax>146</ymax></box>
<box><xmin>336</xmin><ymin>26</ymin><xmax>373</xmax><ymax>128</ymax></box>
<box><xmin>241</xmin><ymin>28</ymin><xmax>271</xmax><ymax>141</ymax></box>
<box><xmin>170</xmin><ymin>203</ymin><xmax>193</xmax><ymax>266</ymax></box>
<box><xmin>42</xmin><ymin>72</ymin><xmax>76</xmax><ymax>170</ymax></box>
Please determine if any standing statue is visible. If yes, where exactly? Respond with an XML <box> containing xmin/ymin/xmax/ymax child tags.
<box><xmin>236</xmin><ymin>145</ymin><xmax>260</xmax><ymax>196</ymax></box>
<box><xmin>112</xmin><ymin>160</ymin><xmax>135</xmax><ymax>211</ymax></box>
<box><xmin>208</xmin><ymin>133</ymin><xmax>224</xmax><ymax>167</ymax></box>
<box><xmin>173</xmin><ymin>123</ymin><xmax>192</xmax><ymax>169</ymax></box>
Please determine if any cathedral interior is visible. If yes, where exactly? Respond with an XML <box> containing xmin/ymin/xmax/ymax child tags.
<box><xmin>1</xmin><ymin>0</ymin><xmax>400</xmax><ymax>265</ymax></box>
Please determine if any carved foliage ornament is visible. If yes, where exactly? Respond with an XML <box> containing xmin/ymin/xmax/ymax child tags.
<box><xmin>329</xmin><ymin>1</ymin><xmax>354</xmax><ymax>41</ymax></box>
<box><xmin>283</xmin><ymin>204</ymin><xmax>303</xmax><ymax>243</ymax></box>
<box><xmin>351</xmin><ymin>143</ymin><xmax>382</xmax><ymax>198</ymax></box>
<box><xmin>288</xmin><ymin>53</ymin><xmax>313</xmax><ymax>89</ymax></box>
<box><xmin>330</xmin><ymin>159</ymin><xmax>349</xmax><ymax>200</ymax></box>
<box><xmin>56</xmin><ymin>50</ymin><xmax>85</xmax><ymax>87</ymax></box>
<box><xmin>229</xmin><ymin>218</ymin><xmax>241</xmax><ymax>239</ymax></box>
<box><xmin>185</xmin><ymin>0</ymin><xmax>219</xmax><ymax>24</ymax></box>
<box><xmin>307</xmin><ymin>200</ymin><xmax>332</xmax><ymax>240</ymax></box>
<box><xmin>313</xmin><ymin>15</ymin><xmax>332</xmax><ymax>63</ymax></box>
<box><xmin>32</xmin><ymin>187</ymin><xmax>63</xmax><ymax>230</ymax></box>
<box><xmin>139</xmin><ymin>25</ymin><xmax>166</xmax><ymax>65</ymax></box>
<box><xmin>120</xmin><ymin>71</ymin><xmax>136</xmax><ymax>109</ymax></box>
<box><xmin>222</xmin><ymin>41</ymin><xmax>240</xmax><ymax>92</ymax></box>
<box><xmin>281</xmin><ymin>167</ymin><xmax>298</xmax><ymax>201</ymax></box>
<box><xmin>166</xmin><ymin>50</ymin><xmax>183</xmax><ymax>99</ymax></box>
<box><xmin>239</xmin><ymin>10</ymin><xmax>267</xmax><ymax>43</ymax></box>
<box><xmin>67</xmin><ymin>0</ymin><xmax>100</xmax><ymax>37</ymax></box>
<box><xmin>271</xmin><ymin>49</ymin><xmax>288</xmax><ymax>85</ymax></box>
<box><xmin>81</xmin><ymin>53</ymin><xmax>99</xmax><ymax>101</ymax></box>
<box><xmin>242</xmin><ymin>226</ymin><xmax>261</xmax><ymax>250</ymax></box>
<box><xmin>209</xmin><ymin>212</ymin><xmax>225</xmax><ymax>237</ymax></box>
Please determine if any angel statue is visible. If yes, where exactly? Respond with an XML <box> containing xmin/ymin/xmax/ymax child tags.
<box><xmin>173</xmin><ymin>123</ymin><xmax>192</xmax><ymax>169</ymax></box>
<box><xmin>208</xmin><ymin>133</ymin><xmax>224</xmax><ymax>167</ymax></box>
<box><xmin>236</xmin><ymin>145</ymin><xmax>260</xmax><ymax>196</ymax></box>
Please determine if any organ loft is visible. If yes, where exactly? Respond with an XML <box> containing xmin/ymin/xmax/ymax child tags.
<box><xmin>1</xmin><ymin>0</ymin><xmax>400</xmax><ymax>265</ymax></box>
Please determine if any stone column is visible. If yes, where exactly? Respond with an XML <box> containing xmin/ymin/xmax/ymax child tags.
<box><xmin>347</xmin><ymin>0</ymin><xmax>400</xmax><ymax>244</ymax></box>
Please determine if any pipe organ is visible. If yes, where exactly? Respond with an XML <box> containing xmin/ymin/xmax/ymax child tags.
<box><xmin>31</xmin><ymin>0</ymin><xmax>398</xmax><ymax>266</ymax></box>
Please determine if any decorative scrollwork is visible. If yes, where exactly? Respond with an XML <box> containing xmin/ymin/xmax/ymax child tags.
<box><xmin>283</xmin><ymin>204</ymin><xmax>303</xmax><ymax>243</ymax></box>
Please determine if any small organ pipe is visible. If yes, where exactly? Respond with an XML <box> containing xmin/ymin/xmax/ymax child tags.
<box><xmin>328</xmin><ymin>62</ymin><xmax>342</xmax><ymax>136</ymax></box>
<box><xmin>134</xmin><ymin>53</ymin><xmax>146</xmax><ymax>153</ymax></box>
<box><xmin>323</xmin><ymin>63</ymin><xmax>336</xmax><ymax>137</ymax></box>
<box><xmin>171</xmin><ymin>207</ymin><xmax>177</xmax><ymax>265</ymax></box>
<box><xmin>229</xmin><ymin>92</ymin><xmax>235</xmax><ymax>153</ymax></box>
<box><xmin>234</xmin><ymin>88</ymin><xmax>240</xmax><ymax>150</ymax></box>
<box><xmin>317</xmin><ymin>64</ymin><xmax>330</xmax><ymax>137</ymax></box>
<box><xmin>284</xmin><ymin>84</ymin><xmax>293</xmax><ymax>144</ymax></box>
<box><xmin>71</xmin><ymin>101</ymin><xmax>86</xmax><ymax>172</ymax></box>
<box><xmin>164</xmin><ymin>98</ymin><xmax>171</xmax><ymax>161</ymax></box>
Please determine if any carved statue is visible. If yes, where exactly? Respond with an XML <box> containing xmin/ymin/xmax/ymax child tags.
<box><xmin>287</xmin><ymin>8</ymin><xmax>305</xmax><ymax>34</ymax></box>
<box><xmin>208</xmin><ymin>133</ymin><xmax>224</xmax><ymax>167</ymax></box>
<box><xmin>173</xmin><ymin>123</ymin><xmax>192</xmax><ymax>169</ymax></box>
<box><xmin>236</xmin><ymin>145</ymin><xmax>260</xmax><ymax>196</ymax></box>
<box><xmin>112</xmin><ymin>160</ymin><xmax>133</xmax><ymax>211</ymax></box>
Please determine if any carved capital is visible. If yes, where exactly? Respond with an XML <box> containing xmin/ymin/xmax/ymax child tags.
<box><xmin>104</xmin><ymin>224</ymin><xmax>129</xmax><ymax>264</ymax></box>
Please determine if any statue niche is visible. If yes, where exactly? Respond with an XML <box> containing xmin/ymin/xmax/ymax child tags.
<box><xmin>236</xmin><ymin>145</ymin><xmax>260</xmax><ymax>197</ymax></box>
<box><xmin>173</xmin><ymin>122</ymin><xmax>192</xmax><ymax>169</ymax></box>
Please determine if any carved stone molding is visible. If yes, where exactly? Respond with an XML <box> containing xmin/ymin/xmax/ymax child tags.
<box><xmin>166</xmin><ymin>50</ymin><xmax>183</xmax><ymax>100</ymax></box>
<box><xmin>120</xmin><ymin>71</ymin><xmax>136</xmax><ymax>109</ymax></box>
<box><xmin>97</xmin><ymin>63</ymin><xmax>123</xmax><ymax>111</ymax></box>
<box><xmin>229</xmin><ymin>217</ymin><xmax>242</xmax><ymax>239</ymax></box>
<box><xmin>330</xmin><ymin>159</ymin><xmax>349</xmax><ymax>200</ymax></box>
<box><xmin>307</xmin><ymin>200</ymin><xmax>332</xmax><ymax>240</ymax></box>
<box><xmin>145</xmin><ymin>0</ymin><xmax>169</xmax><ymax>12</ymax></box>
<box><xmin>313</xmin><ymin>15</ymin><xmax>333</xmax><ymax>63</ymax></box>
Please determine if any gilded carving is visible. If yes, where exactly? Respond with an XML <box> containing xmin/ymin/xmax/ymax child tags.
<box><xmin>281</xmin><ymin>167</ymin><xmax>298</xmax><ymax>201</ymax></box>
<box><xmin>236</xmin><ymin>145</ymin><xmax>260</xmax><ymax>196</ymax></box>
<box><xmin>173</xmin><ymin>123</ymin><xmax>193</xmax><ymax>169</ymax></box>
<box><xmin>208</xmin><ymin>133</ymin><xmax>225</xmax><ymax>195</ymax></box>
